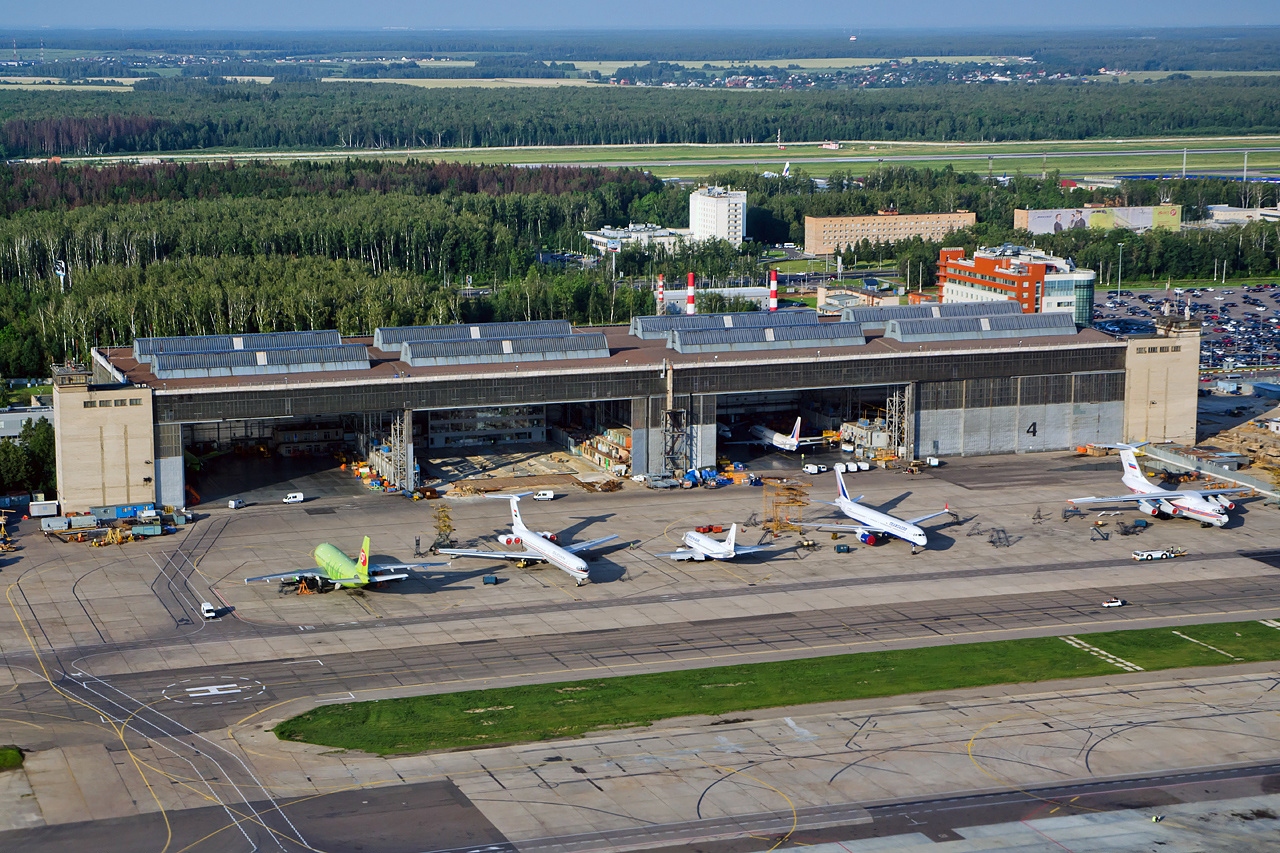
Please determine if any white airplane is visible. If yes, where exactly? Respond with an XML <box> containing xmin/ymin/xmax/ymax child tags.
<box><xmin>802</xmin><ymin>470</ymin><xmax>955</xmax><ymax>554</ymax></box>
<box><xmin>437</xmin><ymin>493</ymin><xmax>618</xmax><ymax>585</ymax></box>
<box><xmin>1067</xmin><ymin>443</ymin><xmax>1248</xmax><ymax>527</ymax></box>
<box><xmin>654</xmin><ymin>524</ymin><xmax>771</xmax><ymax>562</ymax></box>
<box><xmin>748</xmin><ymin>417</ymin><xmax>827</xmax><ymax>452</ymax></box>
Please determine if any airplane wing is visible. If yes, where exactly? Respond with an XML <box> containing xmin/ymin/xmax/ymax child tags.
<box><xmin>1068</xmin><ymin>489</ymin><xmax>1246</xmax><ymax>505</ymax></box>
<box><xmin>799</xmin><ymin>521</ymin><xmax>879</xmax><ymax>534</ymax></box>
<box><xmin>653</xmin><ymin>548</ymin><xmax>705</xmax><ymax>561</ymax></box>
<box><xmin>731</xmin><ymin>544</ymin><xmax>772</xmax><ymax>555</ymax></box>
<box><xmin>563</xmin><ymin>534</ymin><xmax>619</xmax><ymax>554</ymax></box>
<box><xmin>436</xmin><ymin>548</ymin><xmax>541</xmax><ymax>562</ymax></box>
<box><xmin>796</xmin><ymin>437</ymin><xmax>827</xmax><ymax>446</ymax></box>
<box><xmin>907</xmin><ymin>508</ymin><xmax>956</xmax><ymax>526</ymax></box>
<box><xmin>244</xmin><ymin>569</ymin><xmax>359</xmax><ymax>584</ymax></box>
<box><xmin>1159</xmin><ymin>487</ymin><xmax>1251</xmax><ymax>498</ymax></box>
<box><xmin>1067</xmin><ymin>494</ymin><xmax>1154</xmax><ymax>505</ymax></box>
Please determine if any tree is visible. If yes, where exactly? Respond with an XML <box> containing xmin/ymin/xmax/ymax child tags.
<box><xmin>19</xmin><ymin>417</ymin><xmax>55</xmax><ymax>495</ymax></box>
<box><xmin>0</xmin><ymin>440</ymin><xmax>30</xmax><ymax>495</ymax></box>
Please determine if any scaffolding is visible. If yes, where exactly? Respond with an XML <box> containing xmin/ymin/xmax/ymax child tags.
<box><xmin>763</xmin><ymin>477</ymin><xmax>810</xmax><ymax>535</ymax></box>
<box><xmin>660</xmin><ymin>360</ymin><xmax>690</xmax><ymax>473</ymax></box>
<box><xmin>885</xmin><ymin>384</ymin><xmax>909</xmax><ymax>459</ymax></box>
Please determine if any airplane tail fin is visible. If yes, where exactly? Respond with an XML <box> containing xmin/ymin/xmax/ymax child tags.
<box><xmin>791</xmin><ymin>417</ymin><xmax>803</xmax><ymax>441</ymax></box>
<box><xmin>508</xmin><ymin>494</ymin><xmax>524</xmax><ymax>530</ymax></box>
<box><xmin>1116</xmin><ymin>447</ymin><xmax>1154</xmax><ymax>491</ymax></box>
<box><xmin>726</xmin><ymin>523</ymin><xmax>737</xmax><ymax>551</ymax></box>
<box><xmin>357</xmin><ymin>535</ymin><xmax>371</xmax><ymax>582</ymax></box>
<box><xmin>835</xmin><ymin>469</ymin><xmax>849</xmax><ymax>501</ymax></box>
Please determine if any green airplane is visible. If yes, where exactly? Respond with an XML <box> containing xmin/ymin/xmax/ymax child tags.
<box><xmin>244</xmin><ymin>536</ymin><xmax>432</xmax><ymax>590</ymax></box>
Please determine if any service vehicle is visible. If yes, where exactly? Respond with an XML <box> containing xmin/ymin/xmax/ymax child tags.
<box><xmin>200</xmin><ymin>602</ymin><xmax>218</xmax><ymax>619</ymax></box>
<box><xmin>1131</xmin><ymin>547</ymin><xmax>1186</xmax><ymax>560</ymax></box>
<box><xmin>533</xmin><ymin>490</ymin><xmax>555</xmax><ymax>501</ymax></box>
<box><xmin>283</xmin><ymin>492</ymin><xmax>305</xmax><ymax>504</ymax></box>
<box><xmin>1101</xmin><ymin>597</ymin><xmax>1126</xmax><ymax>608</ymax></box>
<box><xmin>802</xmin><ymin>463</ymin><xmax>828</xmax><ymax>475</ymax></box>
<box><xmin>228</xmin><ymin>499</ymin><xmax>245</xmax><ymax>510</ymax></box>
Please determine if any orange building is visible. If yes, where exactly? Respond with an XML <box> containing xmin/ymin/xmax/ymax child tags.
<box><xmin>937</xmin><ymin>244</ymin><xmax>1095</xmax><ymax>326</ymax></box>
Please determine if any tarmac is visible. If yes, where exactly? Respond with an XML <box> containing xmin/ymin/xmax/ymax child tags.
<box><xmin>3</xmin><ymin>449</ymin><xmax>1280</xmax><ymax>851</ymax></box>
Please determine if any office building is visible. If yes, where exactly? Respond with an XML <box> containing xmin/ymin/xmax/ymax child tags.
<box><xmin>804</xmin><ymin>211</ymin><xmax>976</xmax><ymax>256</ymax></box>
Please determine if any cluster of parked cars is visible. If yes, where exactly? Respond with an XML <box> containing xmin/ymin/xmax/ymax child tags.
<box><xmin>1093</xmin><ymin>284</ymin><xmax>1280</xmax><ymax>371</ymax></box>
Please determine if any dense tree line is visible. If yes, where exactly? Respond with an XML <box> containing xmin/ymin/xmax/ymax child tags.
<box><xmin>0</xmin><ymin>418</ymin><xmax>54</xmax><ymax>496</ymax></box>
<box><xmin>0</xmin><ymin>159</ymin><xmax>658</xmax><ymax>215</ymax></box>
<box><xmin>7</xmin><ymin>77</ymin><xmax>1280</xmax><ymax>157</ymax></box>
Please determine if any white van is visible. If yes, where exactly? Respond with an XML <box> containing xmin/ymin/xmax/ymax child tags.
<box><xmin>228</xmin><ymin>499</ymin><xmax>245</xmax><ymax>510</ymax></box>
<box><xmin>200</xmin><ymin>602</ymin><xmax>218</xmax><ymax>619</ymax></box>
<box><xmin>283</xmin><ymin>492</ymin><xmax>305</xmax><ymax>504</ymax></box>
<box><xmin>533</xmin><ymin>490</ymin><xmax>555</xmax><ymax>501</ymax></box>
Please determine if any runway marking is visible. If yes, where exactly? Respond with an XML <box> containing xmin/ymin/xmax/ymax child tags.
<box><xmin>1260</xmin><ymin>619</ymin><xmax>1280</xmax><ymax>630</ymax></box>
<box><xmin>187</xmin><ymin>684</ymin><xmax>243</xmax><ymax>698</ymax></box>
<box><xmin>163</xmin><ymin>676</ymin><xmax>266</xmax><ymax>705</ymax></box>
<box><xmin>1171</xmin><ymin>630</ymin><xmax>1243</xmax><ymax>661</ymax></box>
<box><xmin>1060</xmin><ymin>636</ymin><xmax>1144</xmax><ymax>672</ymax></box>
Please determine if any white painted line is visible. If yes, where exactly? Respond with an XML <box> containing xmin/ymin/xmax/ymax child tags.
<box><xmin>1061</xmin><ymin>636</ymin><xmax>1144</xmax><ymax>672</ymax></box>
<box><xmin>185</xmin><ymin>683</ymin><xmax>243</xmax><ymax>698</ymax></box>
<box><xmin>1259</xmin><ymin>619</ymin><xmax>1280</xmax><ymax>630</ymax></box>
<box><xmin>1171</xmin><ymin>630</ymin><xmax>1243</xmax><ymax>660</ymax></box>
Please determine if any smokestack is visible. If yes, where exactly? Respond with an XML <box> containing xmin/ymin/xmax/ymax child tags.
<box><xmin>656</xmin><ymin>274</ymin><xmax>664</xmax><ymax>314</ymax></box>
<box><xmin>686</xmin><ymin>272</ymin><xmax>696</xmax><ymax>315</ymax></box>
<box><xmin>768</xmin><ymin>269</ymin><xmax>779</xmax><ymax>312</ymax></box>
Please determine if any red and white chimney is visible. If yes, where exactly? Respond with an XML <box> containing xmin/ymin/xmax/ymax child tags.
<box><xmin>768</xmin><ymin>269</ymin><xmax>779</xmax><ymax>312</ymax></box>
<box><xmin>655</xmin><ymin>274</ymin><xmax>664</xmax><ymax>313</ymax></box>
<box><xmin>686</xmin><ymin>272</ymin><xmax>696</xmax><ymax>315</ymax></box>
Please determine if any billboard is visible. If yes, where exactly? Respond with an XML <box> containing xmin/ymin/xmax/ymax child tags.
<box><xmin>1015</xmin><ymin>205</ymin><xmax>1181</xmax><ymax>235</ymax></box>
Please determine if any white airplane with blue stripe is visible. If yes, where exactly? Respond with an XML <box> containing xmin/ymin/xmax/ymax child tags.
<box><xmin>1067</xmin><ymin>443</ymin><xmax>1248</xmax><ymax>527</ymax></box>
<box><xmin>802</xmin><ymin>470</ymin><xmax>956</xmax><ymax>554</ymax></box>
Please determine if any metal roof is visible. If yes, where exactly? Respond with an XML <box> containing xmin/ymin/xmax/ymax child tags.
<box><xmin>152</xmin><ymin>344</ymin><xmax>370</xmax><ymax>379</ymax></box>
<box><xmin>671</xmin><ymin>322</ymin><xmax>865</xmax><ymax>354</ymax></box>
<box><xmin>840</xmin><ymin>301</ymin><xmax>1022</xmax><ymax>330</ymax></box>
<box><xmin>401</xmin><ymin>333</ymin><xmax>610</xmax><ymax>367</ymax></box>
<box><xmin>374</xmin><ymin>321</ymin><xmax>573</xmax><ymax>349</ymax></box>
<box><xmin>885</xmin><ymin>312</ymin><xmax>1077</xmax><ymax>343</ymax></box>
<box><xmin>630</xmin><ymin>309</ymin><xmax>819</xmax><ymax>340</ymax></box>
<box><xmin>134</xmin><ymin>335</ymin><xmax>235</xmax><ymax>363</ymax></box>
<box><xmin>134</xmin><ymin>330</ymin><xmax>343</xmax><ymax>363</ymax></box>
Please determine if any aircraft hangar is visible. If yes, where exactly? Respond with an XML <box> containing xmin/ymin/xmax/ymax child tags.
<box><xmin>52</xmin><ymin>306</ymin><xmax>1200</xmax><ymax>513</ymax></box>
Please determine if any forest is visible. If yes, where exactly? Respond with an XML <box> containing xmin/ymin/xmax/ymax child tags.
<box><xmin>6</xmin><ymin>76</ymin><xmax>1280</xmax><ymax>157</ymax></box>
<box><xmin>1</xmin><ymin>158</ymin><xmax>1278</xmax><ymax>382</ymax></box>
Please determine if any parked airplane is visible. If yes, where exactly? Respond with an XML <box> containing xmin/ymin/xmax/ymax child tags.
<box><xmin>244</xmin><ymin>536</ymin><xmax>433</xmax><ymax>590</ymax></box>
<box><xmin>802</xmin><ymin>470</ymin><xmax>955</xmax><ymax>554</ymax></box>
<box><xmin>654</xmin><ymin>523</ymin><xmax>771</xmax><ymax>562</ymax></box>
<box><xmin>748</xmin><ymin>417</ymin><xmax>827</xmax><ymax>452</ymax></box>
<box><xmin>1067</xmin><ymin>443</ymin><xmax>1248</xmax><ymax>527</ymax></box>
<box><xmin>438</xmin><ymin>493</ymin><xmax>618</xmax><ymax>585</ymax></box>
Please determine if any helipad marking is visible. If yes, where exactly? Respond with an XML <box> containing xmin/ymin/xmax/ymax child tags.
<box><xmin>186</xmin><ymin>684</ymin><xmax>243</xmax><ymax>698</ymax></box>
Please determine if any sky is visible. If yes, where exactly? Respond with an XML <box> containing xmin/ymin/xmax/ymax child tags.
<box><xmin>2</xmin><ymin>1</ymin><xmax>1279</xmax><ymax>32</ymax></box>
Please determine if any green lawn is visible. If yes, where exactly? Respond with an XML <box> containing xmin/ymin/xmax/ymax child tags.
<box><xmin>274</xmin><ymin>619</ymin><xmax>1280</xmax><ymax>756</ymax></box>
<box><xmin>0</xmin><ymin>746</ymin><xmax>23</xmax><ymax>771</ymax></box>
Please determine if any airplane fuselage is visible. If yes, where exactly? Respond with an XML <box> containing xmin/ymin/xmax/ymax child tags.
<box><xmin>681</xmin><ymin>530</ymin><xmax>733</xmax><ymax>560</ymax></box>
<box><xmin>512</xmin><ymin>520</ymin><xmax>590</xmax><ymax>581</ymax></box>
<box><xmin>750</xmin><ymin>424</ymin><xmax>799</xmax><ymax>452</ymax></box>
<box><xmin>1128</xmin><ymin>486</ymin><xmax>1228</xmax><ymax>526</ymax></box>
<box><xmin>311</xmin><ymin>543</ymin><xmax>364</xmax><ymax>587</ymax></box>
<box><xmin>835</xmin><ymin>497</ymin><xmax>928</xmax><ymax>546</ymax></box>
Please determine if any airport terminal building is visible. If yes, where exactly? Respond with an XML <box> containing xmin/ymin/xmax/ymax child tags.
<box><xmin>53</xmin><ymin>308</ymin><xmax>1199</xmax><ymax>512</ymax></box>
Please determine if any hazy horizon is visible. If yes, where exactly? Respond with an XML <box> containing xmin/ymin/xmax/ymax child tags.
<box><xmin>2</xmin><ymin>1</ymin><xmax>1279</xmax><ymax>33</ymax></box>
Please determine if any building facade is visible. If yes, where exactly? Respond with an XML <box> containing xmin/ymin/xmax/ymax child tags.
<box><xmin>937</xmin><ymin>245</ymin><xmax>1096</xmax><ymax>327</ymax></box>
<box><xmin>689</xmin><ymin>187</ymin><xmax>747</xmax><ymax>247</ymax></box>
<box><xmin>804</xmin><ymin>211</ymin><xmax>976</xmax><ymax>256</ymax></box>
<box><xmin>582</xmin><ymin>223</ymin><xmax>691</xmax><ymax>254</ymax></box>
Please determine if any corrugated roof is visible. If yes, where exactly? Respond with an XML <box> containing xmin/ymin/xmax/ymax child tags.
<box><xmin>840</xmin><ymin>301</ymin><xmax>1022</xmax><ymax>328</ymax></box>
<box><xmin>401</xmin><ymin>333</ymin><xmax>610</xmax><ymax>367</ymax></box>
<box><xmin>261</xmin><ymin>345</ymin><xmax>370</xmax><ymax>366</ymax></box>
<box><xmin>630</xmin><ymin>309</ymin><xmax>819</xmax><ymax>339</ymax></box>
<box><xmin>375</xmin><ymin>321</ymin><xmax>573</xmax><ymax>349</ymax></box>
<box><xmin>238</xmin><ymin>330</ymin><xmax>342</xmax><ymax>350</ymax></box>
<box><xmin>671</xmin><ymin>323</ymin><xmax>865</xmax><ymax>353</ymax></box>
<box><xmin>886</xmin><ymin>312</ymin><xmax>1077</xmax><ymax>343</ymax></box>
<box><xmin>134</xmin><ymin>330</ymin><xmax>344</xmax><ymax>363</ymax></box>
<box><xmin>134</xmin><ymin>335</ymin><xmax>235</xmax><ymax>362</ymax></box>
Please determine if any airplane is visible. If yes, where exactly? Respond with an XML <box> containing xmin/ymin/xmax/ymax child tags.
<box><xmin>747</xmin><ymin>417</ymin><xmax>827</xmax><ymax>452</ymax></box>
<box><xmin>654</xmin><ymin>523</ymin><xmax>771</xmax><ymax>562</ymax></box>
<box><xmin>1067</xmin><ymin>442</ymin><xmax>1249</xmax><ymax>527</ymax></box>
<box><xmin>437</xmin><ymin>493</ymin><xmax>618</xmax><ymax>585</ymax></box>
<box><xmin>243</xmin><ymin>536</ymin><xmax>435</xmax><ymax>590</ymax></box>
<box><xmin>802</xmin><ymin>470</ymin><xmax>956</xmax><ymax>554</ymax></box>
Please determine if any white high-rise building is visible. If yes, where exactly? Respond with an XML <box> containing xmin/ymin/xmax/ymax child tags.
<box><xmin>689</xmin><ymin>186</ymin><xmax>747</xmax><ymax>247</ymax></box>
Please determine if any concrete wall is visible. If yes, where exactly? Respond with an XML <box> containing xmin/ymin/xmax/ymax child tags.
<box><xmin>53</xmin><ymin>381</ymin><xmax>156</xmax><ymax>513</ymax></box>
<box><xmin>1124</xmin><ymin>324</ymin><xmax>1200</xmax><ymax>444</ymax></box>
<box><xmin>917</xmin><ymin>401</ymin><xmax>1124</xmax><ymax>457</ymax></box>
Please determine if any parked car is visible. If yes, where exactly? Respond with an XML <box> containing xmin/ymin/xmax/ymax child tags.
<box><xmin>802</xmin><ymin>463</ymin><xmax>828</xmax><ymax>475</ymax></box>
<box><xmin>283</xmin><ymin>492</ymin><xmax>305</xmax><ymax>504</ymax></box>
<box><xmin>1101</xmin><ymin>598</ymin><xmax>1126</xmax><ymax>608</ymax></box>
<box><xmin>200</xmin><ymin>602</ymin><xmax>219</xmax><ymax>619</ymax></box>
<box><xmin>228</xmin><ymin>499</ymin><xmax>245</xmax><ymax>510</ymax></box>
<box><xmin>533</xmin><ymin>490</ymin><xmax>555</xmax><ymax>501</ymax></box>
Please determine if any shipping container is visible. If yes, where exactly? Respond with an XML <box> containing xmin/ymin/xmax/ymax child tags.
<box><xmin>40</xmin><ymin>516</ymin><xmax>70</xmax><ymax>531</ymax></box>
<box><xmin>69</xmin><ymin>516</ymin><xmax>98</xmax><ymax>530</ymax></box>
<box><xmin>130</xmin><ymin>524</ymin><xmax>163</xmax><ymax>537</ymax></box>
<box><xmin>29</xmin><ymin>500</ymin><xmax>59</xmax><ymax>517</ymax></box>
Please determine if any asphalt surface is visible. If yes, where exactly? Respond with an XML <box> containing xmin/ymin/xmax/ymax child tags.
<box><xmin>8</xmin><ymin>563</ymin><xmax>1280</xmax><ymax>736</ymax></box>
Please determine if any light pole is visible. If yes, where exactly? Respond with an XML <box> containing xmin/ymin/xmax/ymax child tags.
<box><xmin>1117</xmin><ymin>242</ymin><xmax>1125</xmax><ymax>290</ymax></box>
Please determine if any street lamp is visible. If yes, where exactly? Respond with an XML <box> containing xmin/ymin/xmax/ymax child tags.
<box><xmin>1116</xmin><ymin>242</ymin><xmax>1126</xmax><ymax>290</ymax></box>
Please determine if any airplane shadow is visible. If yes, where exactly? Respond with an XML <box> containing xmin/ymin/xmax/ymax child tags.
<box><xmin>372</xmin><ymin>566</ymin><xmax>498</xmax><ymax>595</ymax></box>
<box><xmin>874</xmin><ymin>492</ymin><xmax>913</xmax><ymax>512</ymax></box>
<box><xmin>561</xmin><ymin>513</ymin><xmax>617</xmax><ymax>540</ymax></box>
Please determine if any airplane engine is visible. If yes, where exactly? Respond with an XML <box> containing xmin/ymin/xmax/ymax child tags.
<box><xmin>1137</xmin><ymin>499</ymin><xmax>1160</xmax><ymax>517</ymax></box>
<box><xmin>1157</xmin><ymin>499</ymin><xmax>1180</xmax><ymax>516</ymax></box>
<box><xmin>858</xmin><ymin>532</ymin><xmax>877</xmax><ymax>545</ymax></box>
<box><xmin>1211</xmin><ymin>496</ymin><xmax>1235</xmax><ymax>510</ymax></box>
<box><xmin>538</xmin><ymin>531</ymin><xmax>557</xmax><ymax>542</ymax></box>
<box><xmin>498</xmin><ymin>534</ymin><xmax>521</xmax><ymax>546</ymax></box>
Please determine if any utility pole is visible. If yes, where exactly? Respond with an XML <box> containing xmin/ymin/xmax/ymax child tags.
<box><xmin>1117</xmin><ymin>242</ymin><xmax>1125</xmax><ymax>290</ymax></box>
<box><xmin>1182</xmin><ymin>148</ymin><xmax>1187</xmax><ymax>179</ymax></box>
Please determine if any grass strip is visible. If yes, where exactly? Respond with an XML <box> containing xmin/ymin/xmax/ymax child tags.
<box><xmin>275</xmin><ymin>620</ymin><xmax>1280</xmax><ymax>756</ymax></box>
<box><xmin>0</xmin><ymin>746</ymin><xmax>23</xmax><ymax>771</ymax></box>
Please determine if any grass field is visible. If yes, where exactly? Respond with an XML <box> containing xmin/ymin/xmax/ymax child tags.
<box><xmin>274</xmin><ymin>619</ymin><xmax>1280</xmax><ymax>756</ymax></box>
<box><xmin>0</xmin><ymin>746</ymin><xmax>23</xmax><ymax>772</ymax></box>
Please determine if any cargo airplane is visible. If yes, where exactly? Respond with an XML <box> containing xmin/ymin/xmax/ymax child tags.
<box><xmin>244</xmin><ymin>536</ymin><xmax>435</xmax><ymax>590</ymax></box>
<box><xmin>654</xmin><ymin>524</ymin><xmax>771</xmax><ymax>562</ymax></box>
<box><xmin>1067</xmin><ymin>443</ymin><xmax>1248</xmax><ymax>527</ymax></box>
<box><xmin>438</xmin><ymin>493</ymin><xmax>618</xmax><ymax>585</ymax></box>
<box><xmin>803</xmin><ymin>470</ymin><xmax>956</xmax><ymax>554</ymax></box>
<box><xmin>748</xmin><ymin>417</ymin><xmax>827</xmax><ymax>452</ymax></box>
